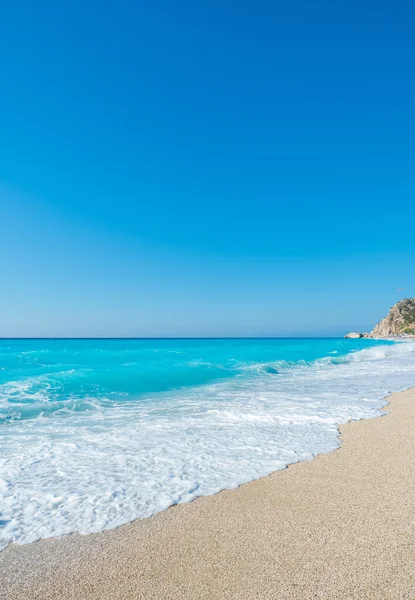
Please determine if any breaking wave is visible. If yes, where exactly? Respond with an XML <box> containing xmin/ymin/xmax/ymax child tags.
<box><xmin>0</xmin><ymin>338</ymin><xmax>414</xmax><ymax>549</ymax></box>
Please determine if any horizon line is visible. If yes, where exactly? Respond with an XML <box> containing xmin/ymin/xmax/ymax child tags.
<box><xmin>0</xmin><ymin>336</ymin><xmax>353</xmax><ymax>340</ymax></box>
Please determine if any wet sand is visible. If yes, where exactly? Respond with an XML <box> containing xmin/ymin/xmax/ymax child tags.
<box><xmin>1</xmin><ymin>387</ymin><xmax>415</xmax><ymax>599</ymax></box>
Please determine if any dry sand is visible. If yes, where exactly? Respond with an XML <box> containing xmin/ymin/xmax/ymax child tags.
<box><xmin>2</xmin><ymin>387</ymin><xmax>415</xmax><ymax>599</ymax></box>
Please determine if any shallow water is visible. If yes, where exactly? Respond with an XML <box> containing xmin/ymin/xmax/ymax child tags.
<box><xmin>1</xmin><ymin>337</ymin><xmax>414</xmax><ymax>549</ymax></box>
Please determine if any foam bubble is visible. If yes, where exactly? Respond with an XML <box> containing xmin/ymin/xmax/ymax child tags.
<box><xmin>0</xmin><ymin>341</ymin><xmax>414</xmax><ymax>549</ymax></box>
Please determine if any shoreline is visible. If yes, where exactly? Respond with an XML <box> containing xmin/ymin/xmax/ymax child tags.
<box><xmin>3</xmin><ymin>337</ymin><xmax>407</xmax><ymax>551</ymax></box>
<box><xmin>2</xmin><ymin>386</ymin><xmax>415</xmax><ymax>598</ymax></box>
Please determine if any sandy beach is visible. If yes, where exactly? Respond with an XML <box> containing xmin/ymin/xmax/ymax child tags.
<box><xmin>2</xmin><ymin>387</ymin><xmax>415</xmax><ymax>599</ymax></box>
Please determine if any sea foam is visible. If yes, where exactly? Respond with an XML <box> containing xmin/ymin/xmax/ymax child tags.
<box><xmin>0</xmin><ymin>340</ymin><xmax>414</xmax><ymax>549</ymax></box>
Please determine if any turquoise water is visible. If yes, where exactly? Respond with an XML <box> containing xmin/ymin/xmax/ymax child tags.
<box><xmin>1</xmin><ymin>337</ymin><xmax>415</xmax><ymax>549</ymax></box>
<box><xmin>0</xmin><ymin>337</ymin><xmax>392</xmax><ymax>423</ymax></box>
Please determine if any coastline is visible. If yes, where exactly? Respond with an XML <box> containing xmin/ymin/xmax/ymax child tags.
<box><xmin>3</xmin><ymin>337</ymin><xmax>408</xmax><ymax>550</ymax></box>
<box><xmin>2</xmin><ymin>386</ymin><xmax>415</xmax><ymax>599</ymax></box>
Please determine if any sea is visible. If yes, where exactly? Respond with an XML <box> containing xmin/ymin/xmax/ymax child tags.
<box><xmin>1</xmin><ymin>337</ymin><xmax>415</xmax><ymax>550</ymax></box>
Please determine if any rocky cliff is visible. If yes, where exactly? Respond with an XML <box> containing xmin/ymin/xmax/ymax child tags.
<box><xmin>370</xmin><ymin>298</ymin><xmax>415</xmax><ymax>337</ymax></box>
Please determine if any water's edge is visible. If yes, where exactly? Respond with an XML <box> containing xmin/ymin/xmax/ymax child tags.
<box><xmin>1</xmin><ymin>339</ymin><xmax>414</xmax><ymax>549</ymax></box>
<box><xmin>3</xmin><ymin>384</ymin><xmax>414</xmax><ymax>554</ymax></box>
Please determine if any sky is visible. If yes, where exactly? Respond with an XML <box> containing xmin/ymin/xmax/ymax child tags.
<box><xmin>0</xmin><ymin>0</ymin><xmax>414</xmax><ymax>337</ymax></box>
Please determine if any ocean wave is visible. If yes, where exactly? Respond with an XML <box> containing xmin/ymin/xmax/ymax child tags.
<box><xmin>0</xmin><ymin>340</ymin><xmax>414</xmax><ymax>549</ymax></box>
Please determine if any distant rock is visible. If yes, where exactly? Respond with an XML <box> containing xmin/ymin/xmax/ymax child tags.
<box><xmin>370</xmin><ymin>298</ymin><xmax>415</xmax><ymax>337</ymax></box>
<box><xmin>344</xmin><ymin>332</ymin><xmax>363</xmax><ymax>339</ymax></box>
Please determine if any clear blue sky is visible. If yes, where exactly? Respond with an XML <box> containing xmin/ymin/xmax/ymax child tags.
<box><xmin>1</xmin><ymin>1</ymin><xmax>414</xmax><ymax>337</ymax></box>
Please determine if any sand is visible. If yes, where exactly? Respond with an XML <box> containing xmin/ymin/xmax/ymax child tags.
<box><xmin>1</xmin><ymin>387</ymin><xmax>415</xmax><ymax>599</ymax></box>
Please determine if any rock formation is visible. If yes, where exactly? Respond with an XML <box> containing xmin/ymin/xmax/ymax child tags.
<box><xmin>370</xmin><ymin>298</ymin><xmax>415</xmax><ymax>337</ymax></box>
<box><xmin>344</xmin><ymin>332</ymin><xmax>364</xmax><ymax>339</ymax></box>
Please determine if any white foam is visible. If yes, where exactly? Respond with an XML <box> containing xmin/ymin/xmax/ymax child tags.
<box><xmin>0</xmin><ymin>342</ymin><xmax>414</xmax><ymax>549</ymax></box>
